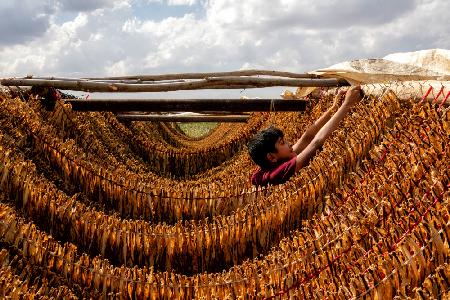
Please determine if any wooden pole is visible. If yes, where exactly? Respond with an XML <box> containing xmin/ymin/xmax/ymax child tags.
<box><xmin>65</xmin><ymin>98</ymin><xmax>308</xmax><ymax>112</ymax></box>
<box><xmin>1</xmin><ymin>77</ymin><xmax>348</xmax><ymax>93</ymax></box>
<box><xmin>28</xmin><ymin>77</ymin><xmax>187</xmax><ymax>85</ymax></box>
<box><xmin>84</xmin><ymin>70</ymin><xmax>322</xmax><ymax>81</ymax></box>
<box><xmin>205</xmin><ymin>76</ymin><xmax>348</xmax><ymax>86</ymax></box>
<box><xmin>116</xmin><ymin>114</ymin><xmax>249</xmax><ymax>122</ymax></box>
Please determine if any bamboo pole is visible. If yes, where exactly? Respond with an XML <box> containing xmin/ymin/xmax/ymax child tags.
<box><xmin>65</xmin><ymin>98</ymin><xmax>308</xmax><ymax>112</ymax></box>
<box><xmin>1</xmin><ymin>77</ymin><xmax>348</xmax><ymax>92</ymax></box>
<box><xmin>116</xmin><ymin>114</ymin><xmax>249</xmax><ymax>122</ymax></box>
<box><xmin>85</xmin><ymin>70</ymin><xmax>322</xmax><ymax>81</ymax></box>
<box><xmin>205</xmin><ymin>76</ymin><xmax>349</xmax><ymax>86</ymax></box>
<box><xmin>27</xmin><ymin>77</ymin><xmax>187</xmax><ymax>85</ymax></box>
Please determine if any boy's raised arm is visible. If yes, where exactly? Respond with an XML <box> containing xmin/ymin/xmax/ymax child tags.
<box><xmin>294</xmin><ymin>86</ymin><xmax>362</xmax><ymax>172</ymax></box>
<box><xmin>292</xmin><ymin>90</ymin><xmax>346</xmax><ymax>154</ymax></box>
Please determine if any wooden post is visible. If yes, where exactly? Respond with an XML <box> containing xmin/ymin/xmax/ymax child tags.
<box><xmin>84</xmin><ymin>70</ymin><xmax>322</xmax><ymax>81</ymax></box>
<box><xmin>116</xmin><ymin>114</ymin><xmax>249</xmax><ymax>122</ymax></box>
<box><xmin>65</xmin><ymin>98</ymin><xmax>308</xmax><ymax>112</ymax></box>
<box><xmin>1</xmin><ymin>77</ymin><xmax>348</xmax><ymax>92</ymax></box>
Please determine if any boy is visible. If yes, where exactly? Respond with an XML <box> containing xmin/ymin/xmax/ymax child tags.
<box><xmin>248</xmin><ymin>86</ymin><xmax>363</xmax><ymax>186</ymax></box>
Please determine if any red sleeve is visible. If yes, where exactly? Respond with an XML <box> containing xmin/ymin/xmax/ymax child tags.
<box><xmin>251</xmin><ymin>156</ymin><xmax>297</xmax><ymax>186</ymax></box>
<box><xmin>267</xmin><ymin>155</ymin><xmax>297</xmax><ymax>185</ymax></box>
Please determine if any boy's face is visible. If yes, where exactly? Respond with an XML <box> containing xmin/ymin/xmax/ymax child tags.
<box><xmin>267</xmin><ymin>137</ymin><xmax>295</xmax><ymax>164</ymax></box>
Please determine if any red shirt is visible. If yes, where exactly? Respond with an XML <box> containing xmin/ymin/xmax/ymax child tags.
<box><xmin>251</xmin><ymin>155</ymin><xmax>297</xmax><ymax>186</ymax></box>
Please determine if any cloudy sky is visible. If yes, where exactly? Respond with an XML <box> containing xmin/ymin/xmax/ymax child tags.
<box><xmin>0</xmin><ymin>0</ymin><xmax>448</xmax><ymax>98</ymax></box>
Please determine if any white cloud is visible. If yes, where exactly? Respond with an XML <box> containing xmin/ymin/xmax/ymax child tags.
<box><xmin>0</xmin><ymin>0</ymin><xmax>55</xmax><ymax>46</ymax></box>
<box><xmin>204</xmin><ymin>0</ymin><xmax>417</xmax><ymax>30</ymax></box>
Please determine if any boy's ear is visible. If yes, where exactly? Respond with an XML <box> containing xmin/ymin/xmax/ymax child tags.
<box><xmin>266</xmin><ymin>152</ymin><xmax>277</xmax><ymax>163</ymax></box>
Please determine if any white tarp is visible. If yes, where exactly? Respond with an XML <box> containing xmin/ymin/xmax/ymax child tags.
<box><xmin>384</xmin><ymin>49</ymin><xmax>450</xmax><ymax>75</ymax></box>
<box><xmin>285</xmin><ymin>49</ymin><xmax>450</xmax><ymax>100</ymax></box>
<box><xmin>309</xmin><ymin>48</ymin><xmax>450</xmax><ymax>85</ymax></box>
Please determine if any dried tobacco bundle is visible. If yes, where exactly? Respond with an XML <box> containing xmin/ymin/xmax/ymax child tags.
<box><xmin>1</xmin><ymin>96</ymin><xmax>264</xmax><ymax>222</ymax></box>
<box><xmin>0</xmin><ymin>234</ymin><xmax>79</xmax><ymax>299</ymax></box>
<box><xmin>0</xmin><ymin>92</ymin><xmax>329</xmax><ymax>223</ymax></box>
<box><xmin>0</xmin><ymin>91</ymin><xmax>402</xmax><ymax>276</ymax></box>
<box><xmin>264</xmin><ymin>101</ymin><xmax>450</xmax><ymax>299</ymax></box>
<box><xmin>0</xmin><ymin>88</ymin><xmax>448</xmax><ymax>299</ymax></box>
<box><xmin>36</xmin><ymin>95</ymin><xmax>267</xmax><ymax>178</ymax></box>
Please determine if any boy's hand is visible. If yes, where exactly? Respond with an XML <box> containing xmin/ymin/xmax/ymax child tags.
<box><xmin>332</xmin><ymin>89</ymin><xmax>346</xmax><ymax>109</ymax></box>
<box><xmin>343</xmin><ymin>85</ymin><xmax>363</xmax><ymax>108</ymax></box>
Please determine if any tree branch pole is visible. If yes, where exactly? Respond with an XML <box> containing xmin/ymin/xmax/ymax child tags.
<box><xmin>84</xmin><ymin>70</ymin><xmax>322</xmax><ymax>81</ymax></box>
<box><xmin>27</xmin><ymin>77</ymin><xmax>187</xmax><ymax>85</ymax></box>
<box><xmin>205</xmin><ymin>76</ymin><xmax>348</xmax><ymax>86</ymax></box>
<box><xmin>1</xmin><ymin>77</ymin><xmax>348</xmax><ymax>92</ymax></box>
<box><xmin>65</xmin><ymin>98</ymin><xmax>308</xmax><ymax>112</ymax></box>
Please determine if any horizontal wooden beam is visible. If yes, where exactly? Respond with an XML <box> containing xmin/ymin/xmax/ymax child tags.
<box><xmin>28</xmin><ymin>77</ymin><xmax>187</xmax><ymax>85</ymax></box>
<box><xmin>116</xmin><ymin>114</ymin><xmax>249</xmax><ymax>122</ymax></box>
<box><xmin>84</xmin><ymin>70</ymin><xmax>322</xmax><ymax>81</ymax></box>
<box><xmin>1</xmin><ymin>77</ymin><xmax>348</xmax><ymax>93</ymax></box>
<box><xmin>65</xmin><ymin>98</ymin><xmax>308</xmax><ymax>112</ymax></box>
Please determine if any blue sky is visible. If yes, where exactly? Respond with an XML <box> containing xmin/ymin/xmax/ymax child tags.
<box><xmin>132</xmin><ymin>1</ymin><xmax>204</xmax><ymax>21</ymax></box>
<box><xmin>0</xmin><ymin>0</ymin><xmax>449</xmax><ymax>98</ymax></box>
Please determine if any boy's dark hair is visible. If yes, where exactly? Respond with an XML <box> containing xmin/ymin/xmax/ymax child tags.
<box><xmin>247</xmin><ymin>126</ymin><xmax>284</xmax><ymax>170</ymax></box>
